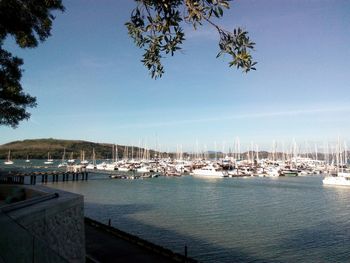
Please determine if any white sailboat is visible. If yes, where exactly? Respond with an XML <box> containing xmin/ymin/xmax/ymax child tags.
<box><xmin>25</xmin><ymin>154</ymin><xmax>30</xmax><ymax>163</ymax></box>
<box><xmin>67</xmin><ymin>152</ymin><xmax>75</xmax><ymax>164</ymax></box>
<box><xmin>86</xmin><ymin>148</ymin><xmax>97</xmax><ymax>170</ymax></box>
<box><xmin>323</xmin><ymin>139</ymin><xmax>350</xmax><ymax>186</ymax></box>
<box><xmin>104</xmin><ymin>145</ymin><xmax>118</xmax><ymax>171</ymax></box>
<box><xmin>58</xmin><ymin>148</ymin><xmax>67</xmax><ymax>168</ymax></box>
<box><xmin>44</xmin><ymin>152</ymin><xmax>54</xmax><ymax>164</ymax></box>
<box><xmin>4</xmin><ymin>150</ymin><xmax>14</xmax><ymax>165</ymax></box>
<box><xmin>323</xmin><ymin>172</ymin><xmax>350</xmax><ymax>186</ymax></box>
<box><xmin>80</xmin><ymin>150</ymin><xmax>89</xmax><ymax>165</ymax></box>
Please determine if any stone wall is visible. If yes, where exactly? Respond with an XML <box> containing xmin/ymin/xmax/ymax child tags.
<box><xmin>6</xmin><ymin>185</ymin><xmax>85</xmax><ymax>263</ymax></box>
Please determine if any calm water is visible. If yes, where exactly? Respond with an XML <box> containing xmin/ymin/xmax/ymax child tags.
<box><xmin>2</xmin><ymin>161</ymin><xmax>350</xmax><ymax>262</ymax></box>
<box><xmin>51</xmin><ymin>174</ymin><xmax>350</xmax><ymax>262</ymax></box>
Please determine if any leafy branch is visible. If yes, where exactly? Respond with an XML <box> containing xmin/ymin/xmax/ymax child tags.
<box><xmin>126</xmin><ymin>0</ymin><xmax>256</xmax><ymax>79</ymax></box>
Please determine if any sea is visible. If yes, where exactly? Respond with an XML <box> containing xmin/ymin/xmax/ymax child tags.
<box><xmin>2</xmin><ymin>160</ymin><xmax>350</xmax><ymax>262</ymax></box>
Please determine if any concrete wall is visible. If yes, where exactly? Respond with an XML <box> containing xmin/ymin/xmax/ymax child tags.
<box><xmin>6</xmin><ymin>185</ymin><xmax>85</xmax><ymax>263</ymax></box>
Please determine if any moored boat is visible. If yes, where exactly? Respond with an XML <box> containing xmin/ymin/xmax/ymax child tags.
<box><xmin>323</xmin><ymin>172</ymin><xmax>350</xmax><ymax>186</ymax></box>
<box><xmin>44</xmin><ymin>152</ymin><xmax>54</xmax><ymax>164</ymax></box>
<box><xmin>4</xmin><ymin>150</ymin><xmax>14</xmax><ymax>165</ymax></box>
<box><xmin>281</xmin><ymin>169</ymin><xmax>298</xmax><ymax>176</ymax></box>
<box><xmin>191</xmin><ymin>165</ymin><xmax>228</xmax><ymax>178</ymax></box>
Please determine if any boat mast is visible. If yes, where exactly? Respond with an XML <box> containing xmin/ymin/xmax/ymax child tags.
<box><xmin>62</xmin><ymin>148</ymin><xmax>66</xmax><ymax>162</ymax></box>
<box><xmin>115</xmin><ymin>144</ymin><xmax>118</xmax><ymax>162</ymax></box>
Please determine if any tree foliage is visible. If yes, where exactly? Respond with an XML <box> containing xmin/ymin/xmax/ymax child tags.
<box><xmin>0</xmin><ymin>0</ymin><xmax>64</xmax><ymax>128</ymax></box>
<box><xmin>126</xmin><ymin>0</ymin><xmax>256</xmax><ymax>79</ymax></box>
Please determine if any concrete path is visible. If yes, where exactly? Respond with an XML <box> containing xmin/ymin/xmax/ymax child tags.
<box><xmin>85</xmin><ymin>223</ymin><xmax>176</xmax><ymax>263</ymax></box>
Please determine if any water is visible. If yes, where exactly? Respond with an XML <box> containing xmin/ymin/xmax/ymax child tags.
<box><xmin>50</xmin><ymin>174</ymin><xmax>350</xmax><ymax>262</ymax></box>
<box><xmin>2</xmin><ymin>161</ymin><xmax>350</xmax><ymax>262</ymax></box>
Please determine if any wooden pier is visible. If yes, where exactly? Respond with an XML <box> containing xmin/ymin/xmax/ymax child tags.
<box><xmin>0</xmin><ymin>166</ymin><xmax>89</xmax><ymax>185</ymax></box>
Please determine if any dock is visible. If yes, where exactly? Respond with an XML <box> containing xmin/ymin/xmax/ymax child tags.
<box><xmin>0</xmin><ymin>166</ymin><xmax>89</xmax><ymax>185</ymax></box>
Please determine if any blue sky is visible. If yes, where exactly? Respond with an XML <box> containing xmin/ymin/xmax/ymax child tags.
<box><xmin>1</xmin><ymin>0</ymin><xmax>350</xmax><ymax>151</ymax></box>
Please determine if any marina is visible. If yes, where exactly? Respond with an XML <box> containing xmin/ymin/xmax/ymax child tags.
<box><xmin>0</xmin><ymin>146</ymin><xmax>349</xmax><ymax>262</ymax></box>
<box><xmin>0</xmin><ymin>0</ymin><xmax>349</xmax><ymax>262</ymax></box>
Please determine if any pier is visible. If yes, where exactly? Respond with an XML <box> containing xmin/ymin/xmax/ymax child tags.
<box><xmin>0</xmin><ymin>166</ymin><xmax>89</xmax><ymax>185</ymax></box>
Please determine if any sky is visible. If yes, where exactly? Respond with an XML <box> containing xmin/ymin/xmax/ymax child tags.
<box><xmin>1</xmin><ymin>0</ymin><xmax>350</xmax><ymax>151</ymax></box>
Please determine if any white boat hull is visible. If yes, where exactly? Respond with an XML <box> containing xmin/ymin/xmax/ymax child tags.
<box><xmin>191</xmin><ymin>170</ymin><xmax>227</xmax><ymax>178</ymax></box>
<box><xmin>118</xmin><ymin>167</ymin><xmax>130</xmax><ymax>172</ymax></box>
<box><xmin>86</xmin><ymin>164</ymin><xmax>96</xmax><ymax>170</ymax></box>
<box><xmin>137</xmin><ymin>167</ymin><xmax>150</xmax><ymax>173</ymax></box>
<box><xmin>105</xmin><ymin>164</ymin><xmax>116</xmax><ymax>171</ymax></box>
<box><xmin>323</xmin><ymin>176</ymin><xmax>350</xmax><ymax>186</ymax></box>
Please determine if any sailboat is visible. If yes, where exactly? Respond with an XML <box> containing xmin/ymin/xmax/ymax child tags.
<box><xmin>25</xmin><ymin>154</ymin><xmax>30</xmax><ymax>163</ymax></box>
<box><xmin>58</xmin><ymin>148</ymin><xmax>67</xmax><ymax>168</ymax></box>
<box><xmin>4</xmin><ymin>150</ymin><xmax>14</xmax><ymax>165</ymax></box>
<box><xmin>323</xmin><ymin>139</ymin><xmax>350</xmax><ymax>186</ymax></box>
<box><xmin>80</xmin><ymin>150</ymin><xmax>89</xmax><ymax>165</ymax></box>
<box><xmin>44</xmin><ymin>152</ymin><xmax>54</xmax><ymax>164</ymax></box>
<box><xmin>67</xmin><ymin>152</ymin><xmax>75</xmax><ymax>164</ymax></box>
<box><xmin>105</xmin><ymin>145</ymin><xmax>117</xmax><ymax>171</ymax></box>
<box><xmin>86</xmin><ymin>148</ymin><xmax>96</xmax><ymax>170</ymax></box>
<box><xmin>323</xmin><ymin>172</ymin><xmax>350</xmax><ymax>186</ymax></box>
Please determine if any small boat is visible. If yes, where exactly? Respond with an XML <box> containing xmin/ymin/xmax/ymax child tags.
<box><xmin>136</xmin><ymin>165</ymin><xmax>151</xmax><ymax>173</ymax></box>
<box><xmin>105</xmin><ymin>163</ymin><xmax>117</xmax><ymax>171</ymax></box>
<box><xmin>96</xmin><ymin>162</ymin><xmax>107</xmax><ymax>170</ymax></box>
<box><xmin>58</xmin><ymin>148</ymin><xmax>67</xmax><ymax>167</ymax></box>
<box><xmin>25</xmin><ymin>155</ymin><xmax>30</xmax><ymax>163</ymax></box>
<box><xmin>281</xmin><ymin>169</ymin><xmax>298</xmax><ymax>176</ymax></box>
<box><xmin>86</xmin><ymin>163</ymin><xmax>96</xmax><ymax>170</ymax></box>
<box><xmin>265</xmin><ymin>167</ymin><xmax>280</xmax><ymax>177</ymax></box>
<box><xmin>80</xmin><ymin>150</ymin><xmax>89</xmax><ymax>164</ymax></box>
<box><xmin>165</xmin><ymin>170</ymin><xmax>181</xmax><ymax>177</ymax></box>
<box><xmin>67</xmin><ymin>152</ymin><xmax>75</xmax><ymax>164</ymax></box>
<box><xmin>44</xmin><ymin>152</ymin><xmax>54</xmax><ymax>164</ymax></box>
<box><xmin>4</xmin><ymin>150</ymin><xmax>14</xmax><ymax>165</ymax></box>
<box><xmin>58</xmin><ymin>162</ymin><xmax>68</xmax><ymax>168</ymax></box>
<box><xmin>110</xmin><ymin>174</ymin><xmax>123</xmax><ymax>179</ymax></box>
<box><xmin>86</xmin><ymin>149</ymin><xmax>97</xmax><ymax>170</ymax></box>
<box><xmin>117</xmin><ymin>165</ymin><xmax>132</xmax><ymax>172</ymax></box>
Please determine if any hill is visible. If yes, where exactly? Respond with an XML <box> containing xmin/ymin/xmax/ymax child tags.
<box><xmin>0</xmin><ymin>138</ymin><xmax>152</xmax><ymax>160</ymax></box>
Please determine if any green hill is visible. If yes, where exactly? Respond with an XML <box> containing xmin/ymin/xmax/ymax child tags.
<box><xmin>0</xmin><ymin>138</ymin><xmax>155</xmax><ymax>160</ymax></box>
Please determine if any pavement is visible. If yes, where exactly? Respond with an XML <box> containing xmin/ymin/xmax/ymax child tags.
<box><xmin>85</xmin><ymin>223</ymin><xmax>177</xmax><ymax>263</ymax></box>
